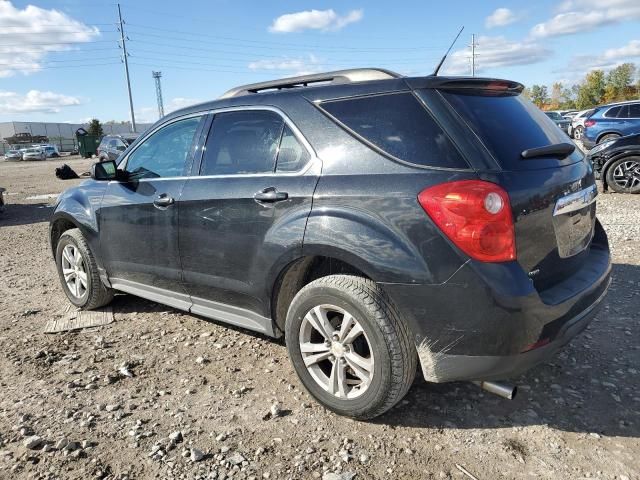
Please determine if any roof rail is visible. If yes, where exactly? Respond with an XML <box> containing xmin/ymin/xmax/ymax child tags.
<box><xmin>219</xmin><ymin>68</ymin><xmax>402</xmax><ymax>99</ymax></box>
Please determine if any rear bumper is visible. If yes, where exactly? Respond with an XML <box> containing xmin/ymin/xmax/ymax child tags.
<box><xmin>380</xmin><ymin>229</ymin><xmax>611</xmax><ymax>383</ymax></box>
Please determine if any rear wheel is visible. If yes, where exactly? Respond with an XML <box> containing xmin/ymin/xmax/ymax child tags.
<box><xmin>606</xmin><ymin>156</ymin><xmax>640</xmax><ymax>194</ymax></box>
<box><xmin>285</xmin><ymin>275</ymin><xmax>416</xmax><ymax>419</ymax></box>
<box><xmin>598</xmin><ymin>133</ymin><xmax>620</xmax><ymax>144</ymax></box>
<box><xmin>55</xmin><ymin>228</ymin><xmax>114</xmax><ymax>309</ymax></box>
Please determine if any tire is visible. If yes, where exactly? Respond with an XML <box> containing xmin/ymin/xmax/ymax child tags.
<box><xmin>598</xmin><ymin>133</ymin><xmax>620</xmax><ymax>144</ymax></box>
<box><xmin>574</xmin><ymin>125</ymin><xmax>584</xmax><ymax>140</ymax></box>
<box><xmin>605</xmin><ymin>156</ymin><xmax>640</xmax><ymax>194</ymax></box>
<box><xmin>55</xmin><ymin>228</ymin><xmax>114</xmax><ymax>309</ymax></box>
<box><xmin>285</xmin><ymin>275</ymin><xmax>417</xmax><ymax>419</ymax></box>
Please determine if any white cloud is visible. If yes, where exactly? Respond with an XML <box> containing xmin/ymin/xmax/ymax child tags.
<box><xmin>0</xmin><ymin>1</ymin><xmax>99</xmax><ymax>77</ymax></box>
<box><xmin>248</xmin><ymin>54</ymin><xmax>322</xmax><ymax>75</ymax></box>
<box><xmin>443</xmin><ymin>36</ymin><xmax>551</xmax><ymax>75</ymax></box>
<box><xmin>0</xmin><ymin>90</ymin><xmax>81</xmax><ymax>114</ymax></box>
<box><xmin>485</xmin><ymin>8</ymin><xmax>519</xmax><ymax>28</ymax></box>
<box><xmin>136</xmin><ymin>98</ymin><xmax>203</xmax><ymax>123</ymax></box>
<box><xmin>531</xmin><ymin>0</ymin><xmax>640</xmax><ymax>38</ymax></box>
<box><xmin>269</xmin><ymin>9</ymin><xmax>363</xmax><ymax>33</ymax></box>
<box><xmin>565</xmin><ymin>39</ymin><xmax>640</xmax><ymax>72</ymax></box>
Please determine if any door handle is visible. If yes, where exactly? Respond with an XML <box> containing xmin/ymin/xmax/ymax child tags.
<box><xmin>254</xmin><ymin>188</ymin><xmax>288</xmax><ymax>203</ymax></box>
<box><xmin>153</xmin><ymin>194</ymin><xmax>175</xmax><ymax>208</ymax></box>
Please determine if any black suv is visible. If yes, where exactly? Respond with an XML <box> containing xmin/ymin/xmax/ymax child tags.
<box><xmin>97</xmin><ymin>134</ymin><xmax>139</xmax><ymax>162</ymax></box>
<box><xmin>50</xmin><ymin>69</ymin><xmax>611</xmax><ymax>419</ymax></box>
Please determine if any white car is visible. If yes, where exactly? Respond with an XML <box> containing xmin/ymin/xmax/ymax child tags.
<box><xmin>569</xmin><ymin>109</ymin><xmax>595</xmax><ymax>140</ymax></box>
<box><xmin>22</xmin><ymin>147</ymin><xmax>46</xmax><ymax>161</ymax></box>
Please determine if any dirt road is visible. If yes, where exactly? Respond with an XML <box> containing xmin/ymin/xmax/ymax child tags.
<box><xmin>0</xmin><ymin>157</ymin><xmax>638</xmax><ymax>480</ymax></box>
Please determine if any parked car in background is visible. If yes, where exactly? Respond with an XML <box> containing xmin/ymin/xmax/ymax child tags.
<box><xmin>560</xmin><ymin>110</ymin><xmax>578</xmax><ymax>119</ymax></box>
<box><xmin>569</xmin><ymin>109</ymin><xmax>595</xmax><ymax>140</ymax></box>
<box><xmin>544</xmin><ymin>111</ymin><xmax>571</xmax><ymax>133</ymax></box>
<box><xmin>22</xmin><ymin>147</ymin><xmax>46</xmax><ymax>161</ymax></box>
<box><xmin>582</xmin><ymin>100</ymin><xmax>640</xmax><ymax>149</ymax></box>
<box><xmin>4</xmin><ymin>149</ymin><xmax>23</xmax><ymax>161</ymax></box>
<box><xmin>39</xmin><ymin>144</ymin><xmax>60</xmax><ymax>158</ymax></box>
<box><xmin>50</xmin><ymin>69</ymin><xmax>610</xmax><ymax>419</ymax></box>
<box><xmin>588</xmin><ymin>133</ymin><xmax>640</xmax><ymax>194</ymax></box>
<box><xmin>97</xmin><ymin>134</ymin><xmax>139</xmax><ymax>162</ymax></box>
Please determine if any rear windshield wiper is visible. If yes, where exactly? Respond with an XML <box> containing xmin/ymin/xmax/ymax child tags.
<box><xmin>521</xmin><ymin>142</ymin><xmax>575</xmax><ymax>160</ymax></box>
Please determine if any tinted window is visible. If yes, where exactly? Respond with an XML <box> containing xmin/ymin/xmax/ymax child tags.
<box><xmin>125</xmin><ymin>116</ymin><xmax>202</xmax><ymax>178</ymax></box>
<box><xmin>201</xmin><ymin>110</ymin><xmax>284</xmax><ymax>175</ymax></box>
<box><xmin>442</xmin><ymin>91</ymin><xmax>581</xmax><ymax>170</ymax></box>
<box><xmin>108</xmin><ymin>139</ymin><xmax>117</xmax><ymax>148</ymax></box>
<box><xmin>320</xmin><ymin>92</ymin><xmax>467</xmax><ymax>168</ymax></box>
<box><xmin>628</xmin><ymin>104</ymin><xmax>640</xmax><ymax>118</ymax></box>
<box><xmin>276</xmin><ymin>125</ymin><xmax>310</xmax><ymax>172</ymax></box>
<box><xmin>605</xmin><ymin>106</ymin><xmax>622</xmax><ymax>118</ymax></box>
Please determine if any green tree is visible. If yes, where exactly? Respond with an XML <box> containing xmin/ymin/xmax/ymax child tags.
<box><xmin>604</xmin><ymin>63</ymin><xmax>637</xmax><ymax>102</ymax></box>
<box><xmin>530</xmin><ymin>84</ymin><xmax>549</xmax><ymax>108</ymax></box>
<box><xmin>576</xmin><ymin>70</ymin><xmax>606</xmax><ymax>109</ymax></box>
<box><xmin>87</xmin><ymin>118</ymin><xmax>104</xmax><ymax>137</ymax></box>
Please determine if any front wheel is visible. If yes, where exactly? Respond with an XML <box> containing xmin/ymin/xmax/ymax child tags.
<box><xmin>285</xmin><ymin>275</ymin><xmax>416</xmax><ymax>419</ymax></box>
<box><xmin>606</xmin><ymin>156</ymin><xmax>640</xmax><ymax>194</ymax></box>
<box><xmin>55</xmin><ymin>228</ymin><xmax>114</xmax><ymax>309</ymax></box>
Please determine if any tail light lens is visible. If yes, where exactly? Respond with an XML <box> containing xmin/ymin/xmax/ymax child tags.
<box><xmin>584</xmin><ymin>119</ymin><xmax>596</xmax><ymax>128</ymax></box>
<box><xmin>418</xmin><ymin>180</ymin><xmax>516</xmax><ymax>262</ymax></box>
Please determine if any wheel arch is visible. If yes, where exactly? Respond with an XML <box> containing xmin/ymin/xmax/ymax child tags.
<box><xmin>596</xmin><ymin>130</ymin><xmax>622</xmax><ymax>143</ymax></box>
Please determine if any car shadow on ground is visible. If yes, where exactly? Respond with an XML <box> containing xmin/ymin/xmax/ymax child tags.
<box><xmin>0</xmin><ymin>202</ymin><xmax>53</xmax><ymax>227</ymax></box>
<box><xmin>376</xmin><ymin>262</ymin><xmax>639</xmax><ymax>439</ymax></box>
<box><xmin>109</xmin><ymin>262</ymin><xmax>638</xmax><ymax>438</ymax></box>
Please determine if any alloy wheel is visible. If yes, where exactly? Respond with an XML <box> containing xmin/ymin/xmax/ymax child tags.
<box><xmin>299</xmin><ymin>304</ymin><xmax>375</xmax><ymax>399</ymax></box>
<box><xmin>61</xmin><ymin>244</ymin><xmax>88</xmax><ymax>299</ymax></box>
<box><xmin>612</xmin><ymin>160</ymin><xmax>640</xmax><ymax>190</ymax></box>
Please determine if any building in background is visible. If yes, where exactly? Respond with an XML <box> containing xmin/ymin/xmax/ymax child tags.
<box><xmin>0</xmin><ymin>121</ymin><xmax>153</xmax><ymax>153</ymax></box>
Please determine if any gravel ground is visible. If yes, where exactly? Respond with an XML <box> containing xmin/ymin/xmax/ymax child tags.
<box><xmin>0</xmin><ymin>157</ymin><xmax>638</xmax><ymax>480</ymax></box>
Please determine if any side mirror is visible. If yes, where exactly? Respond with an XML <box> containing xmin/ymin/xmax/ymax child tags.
<box><xmin>91</xmin><ymin>160</ymin><xmax>118</xmax><ymax>181</ymax></box>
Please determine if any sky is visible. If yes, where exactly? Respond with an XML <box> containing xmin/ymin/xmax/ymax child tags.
<box><xmin>0</xmin><ymin>0</ymin><xmax>639</xmax><ymax>124</ymax></box>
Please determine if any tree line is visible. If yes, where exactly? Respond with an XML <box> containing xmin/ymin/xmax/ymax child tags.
<box><xmin>523</xmin><ymin>63</ymin><xmax>639</xmax><ymax>111</ymax></box>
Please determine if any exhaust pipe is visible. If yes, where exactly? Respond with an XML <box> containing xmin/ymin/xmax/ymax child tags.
<box><xmin>472</xmin><ymin>381</ymin><xmax>517</xmax><ymax>400</ymax></box>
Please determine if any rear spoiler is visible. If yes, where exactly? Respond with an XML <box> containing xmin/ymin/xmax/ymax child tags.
<box><xmin>405</xmin><ymin>77</ymin><xmax>524</xmax><ymax>95</ymax></box>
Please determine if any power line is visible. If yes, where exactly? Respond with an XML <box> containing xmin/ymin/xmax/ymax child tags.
<box><xmin>0</xmin><ymin>61</ymin><xmax>121</xmax><ymax>70</ymax></box>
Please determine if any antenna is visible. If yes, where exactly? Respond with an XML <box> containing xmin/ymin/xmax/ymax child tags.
<box><xmin>431</xmin><ymin>26</ymin><xmax>464</xmax><ymax>76</ymax></box>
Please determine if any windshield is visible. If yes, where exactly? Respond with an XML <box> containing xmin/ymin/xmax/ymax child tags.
<box><xmin>545</xmin><ymin>112</ymin><xmax>562</xmax><ymax>120</ymax></box>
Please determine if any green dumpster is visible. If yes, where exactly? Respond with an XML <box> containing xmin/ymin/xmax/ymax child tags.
<box><xmin>76</xmin><ymin>128</ymin><xmax>101</xmax><ymax>159</ymax></box>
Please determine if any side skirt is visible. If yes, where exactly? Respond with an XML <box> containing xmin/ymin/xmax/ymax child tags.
<box><xmin>109</xmin><ymin>278</ymin><xmax>278</xmax><ymax>337</ymax></box>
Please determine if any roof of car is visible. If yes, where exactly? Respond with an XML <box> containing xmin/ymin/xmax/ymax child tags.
<box><xmin>161</xmin><ymin>69</ymin><xmax>524</xmax><ymax>125</ymax></box>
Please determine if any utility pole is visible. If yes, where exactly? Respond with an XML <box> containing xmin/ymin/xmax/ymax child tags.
<box><xmin>152</xmin><ymin>71</ymin><xmax>165</xmax><ymax>118</ymax></box>
<box><xmin>117</xmin><ymin>4</ymin><xmax>136</xmax><ymax>132</ymax></box>
<box><xmin>469</xmin><ymin>34</ymin><xmax>479</xmax><ymax>77</ymax></box>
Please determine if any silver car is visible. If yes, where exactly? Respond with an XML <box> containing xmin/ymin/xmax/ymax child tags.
<box><xmin>4</xmin><ymin>150</ymin><xmax>22</xmax><ymax>161</ymax></box>
<box><xmin>22</xmin><ymin>147</ymin><xmax>46</xmax><ymax>161</ymax></box>
<box><xmin>569</xmin><ymin>109</ymin><xmax>595</xmax><ymax>140</ymax></box>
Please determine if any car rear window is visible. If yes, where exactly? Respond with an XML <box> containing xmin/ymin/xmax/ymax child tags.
<box><xmin>441</xmin><ymin>91</ymin><xmax>581</xmax><ymax>170</ymax></box>
<box><xmin>319</xmin><ymin>92</ymin><xmax>468</xmax><ymax>169</ymax></box>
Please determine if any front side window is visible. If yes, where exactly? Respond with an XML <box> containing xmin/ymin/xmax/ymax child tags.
<box><xmin>200</xmin><ymin>110</ymin><xmax>284</xmax><ymax>176</ymax></box>
<box><xmin>125</xmin><ymin>116</ymin><xmax>202</xmax><ymax>179</ymax></box>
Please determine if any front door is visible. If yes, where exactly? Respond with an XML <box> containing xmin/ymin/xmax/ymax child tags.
<box><xmin>98</xmin><ymin>115</ymin><xmax>205</xmax><ymax>309</ymax></box>
<box><xmin>179</xmin><ymin>109</ymin><xmax>319</xmax><ymax>333</ymax></box>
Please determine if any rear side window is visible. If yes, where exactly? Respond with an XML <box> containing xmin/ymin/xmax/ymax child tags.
<box><xmin>442</xmin><ymin>91</ymin><xmax>581</xmax><ymax>170</ymax></box>
<box><xmin>604</xmin><ymin>106</ymin><xmax>622</xmax><ymax>118</ymax></box>
<box><xmin>629</xmin><ymin>104</ymin><xmax>640</xmax><ymax>118</ymax></box>
<box><xmin>320</xmin><ymin>92</ymin><xmax>467</xmax><ymax>169</ymax></box>
<box><xmin>201</xmin><ymin>110</ymin><xmax>284</xmax><ymax>175</ymax></box>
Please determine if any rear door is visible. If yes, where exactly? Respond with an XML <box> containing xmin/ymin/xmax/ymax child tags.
<box><xmin>178</xmin><ymin>108</ymin><xmax>319</xmax><ymax>332</ymax></box>
<box><xmin>428</xmin><ymin>87</ymin><xmax>597</xmax><ymax>291</ymax></box>
<box><xmin>99</xmin><ymin>114</ymin><xmax>205</xmax><ymax>308</ymax></box>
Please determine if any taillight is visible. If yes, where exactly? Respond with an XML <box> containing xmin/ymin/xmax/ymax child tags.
<box><xmin>418</xmin><ymin>180</ymin><xmax>516</xmax><ymax>262</ymax></box>
<box><xmin>584</xmin><ymin>119</ymin><xmax>596</xmax><ymax>128</ymax></box>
